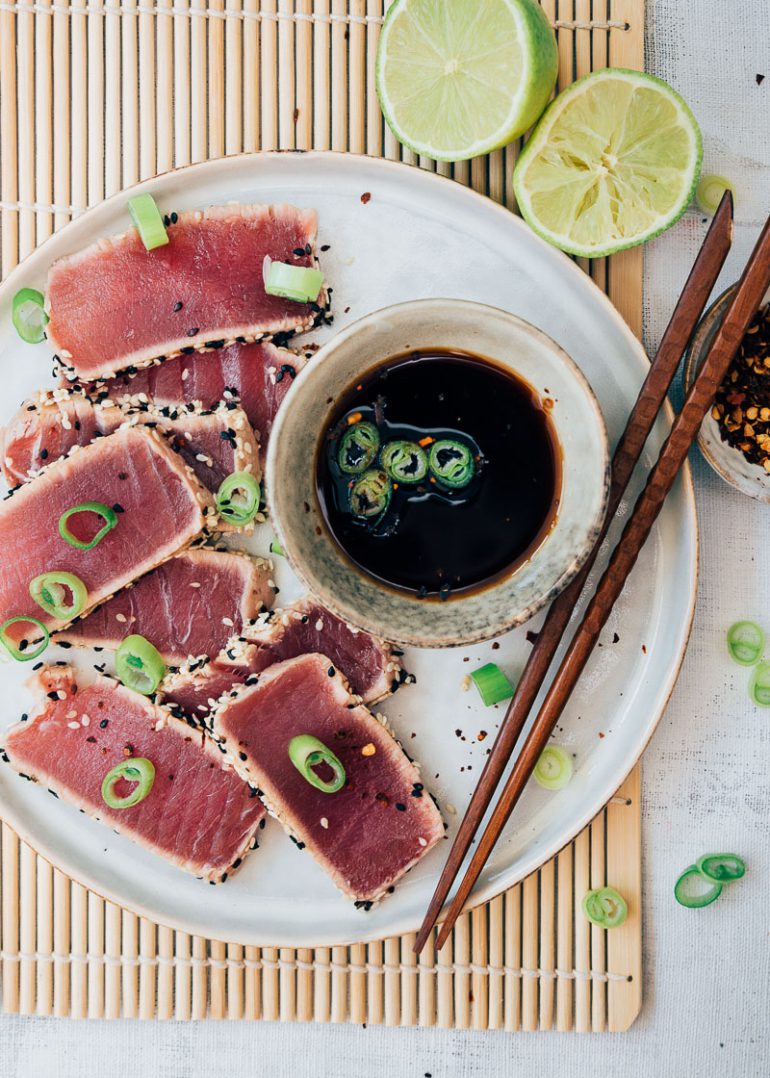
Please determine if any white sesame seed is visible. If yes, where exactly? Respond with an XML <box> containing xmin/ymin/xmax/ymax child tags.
<box><xmin>320</xmin><ymin>817</ymin><xmax>329</xmax><ymax>829</ymax></box>
<box><xmin>222</xmin><ymin>617</ymin><xmax>234</xmax><ymax>627</ymax></box>
<box><xmin>461</xmin><ymin>675</ymin><xmax>471</xmax><ymax>692</ymax></box>
<box><xmin>115</xmin><ymin>613</ymin><xmax>127</xmax><ymax>623</ymax></box>
<box><xmin>81</xmin><ymin>715</ymin><xmax>90</xmax><ymax>726</ymax></box>
<box><xmin>190</xmin><ymin>581</ymin><xmax>201</xmax><ymax>588</ymax></box>
<box><xmin>181</xmin><ymin>369</ymin><xmax>190</xmax><ymax>381</ymax></box>
<box><xmin>315</xmin><ymin>619</ymin><xmax>324</xmax><ymax>632</ymax></box>
<box><xmin>67</xmin><ymin>721</ymin><xmax>80</xmax><ymax>730</ymax></box>
<box><xmin>418</xmin><ymin>837</ymin><xmax>427</xmax><ymax>847</ymax></box>
<box><xmin>57</xmin><ymin>690</ymin><xmax>67</xmax><ymax>700</ymax></box>
<box><xmin>66</xmin><ymin>710</ymin><xmax>77</xmax><ymax>719</ymax></box>
<box><xmin>445</xmin><ymin>803</ymin><xmax>457</xmax><ymax>815</ymax></box>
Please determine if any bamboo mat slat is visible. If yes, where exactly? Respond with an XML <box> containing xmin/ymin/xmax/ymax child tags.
<box><xmin>0</xmin><ymin>0</ymin><xmax>645</xmax><ymax>1029</ymax></box>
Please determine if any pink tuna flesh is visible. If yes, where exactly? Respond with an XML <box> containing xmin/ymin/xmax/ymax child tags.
<box><xmin>55</xmin><ymin>549</ymin><xmax>274</xmax><ymax>666</ymax></box>
<box><xmin>2</xmin><ymin>666</ymin><xmax>265</xmax><ymax>881</ymax></box>
<box><xmin>212</xmin><ymin>654</ymin><xmax>444</xmax><ymax>901</ymax></box>
<box><xmin>47</xmin><ymin>203</ymin><xmax>324</xmax><ymax>379</ymax></box>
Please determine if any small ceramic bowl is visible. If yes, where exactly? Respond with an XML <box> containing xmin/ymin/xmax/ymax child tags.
<box><xmin>267</xmin><ymin>299</ymin><xmax>610</xmax><ymax>648</ymax></box>
<box><xmin>684</xmin><ymin>284</ymin><xmax>770</xmax><ymax>502</ymax></box>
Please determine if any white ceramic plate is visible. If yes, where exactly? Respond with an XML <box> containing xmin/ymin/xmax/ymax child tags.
<box><xmin>0</xmin><ymin>153</ymin><xmax>697</xmax><ymax>946</ymax></box>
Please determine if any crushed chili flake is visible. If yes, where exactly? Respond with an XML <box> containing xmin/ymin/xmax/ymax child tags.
<box><xmin>712</xmin><ymin>303</ymin><xmax>770</xmax><ymax>470</ymax></box>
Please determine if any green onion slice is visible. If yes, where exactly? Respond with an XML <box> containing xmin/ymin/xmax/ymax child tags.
<box><xmin>101</xmin><ymin>758</ymin><xmax>156</xmax><ymax>810</ymax></box>
<box><xmin>749</xmin><ymin>659</ymin><xmax>770</xmax><ymax>707</ymax></box>
<box><xmin>696</xmin><ymin>853</ymin><xmax>746</xmax><ymax>883</ymax></box>
<box><xmin>0</xmin><ymin>616</ymin><xmax>50</xmax><ymax>662</ymax></box>
<box><xmin>428</xmin><ymin>439</ymin><xmax>475</xmax><ymax>489</ymax></box>
<box><xmin>29</xmin><ymin>571</ymin><xmax>87</xmax><ymax>620</ymax></box>
<box><xmin>695</xmin><ymin>175</ymin><xmax>735</xmax><ymax>216</ymax></box>
<box><xmin>288</xmin><ymin>734</ymin><xmax>346</xmax><ymax>794</ymax></box>
<box><xmin>263</xmin><ymin>258</ymin><xmax>323</xmax><ymax>303</ymax></box>
<box><xmin>116</xmin><ymin>635</ymin><xmax>166</xmax><ymax>696</ymax></box>
<box><xmin>58</xmin><ymin>501</ymin><xmax>119</xmax><ymax>551</ymax></box>
<box><xmin>350</xmin><ymin>468</ymin><xmax>392</xmax><ymax>519</ymax></box>
<box><xmin>581</xmin><ymin>886</ymin><xmax>628</xmax><ymax>928</ymax></box>
<box><xmin>674</xmin><ymin>865</ymin><xmax>723</xmax><ymax>908</ymax></box>
<box><xmin>269</xmin><ymin>538</ymin><xmax>285</xmax><ymax>557</ymax></box>
<box><xmin>470</xmin><ymin>663</ymin><xmax>515</xmax><ymax>707</ymax></box>
<box><xmin>127</xmin><ymin>193</ymin><xmax>169</xmax><ymax>250</ymax></box>
<box><xmin>726</xmin><ymin>620</ymin><xmax>764</xmax><ymax>666</ymax></box>
<box><xmin>12</xmin><ymin>287</ymin><xmax>49</xmax><ymax>344</ymax></box>
<box><xmin>533</xmin><ymin>744</ymin><xmax>574</xmax><ymax>790</ymax></box>
<box><xmin>381</xmin><ymin>440</ymin><xmax>429</xmax><ymax>484</ymax></box>
<box><xmin>215</xmin><ymin>471</ymin><xmax>261</xmax><ymax>527</ymax></box>
<box><xmin>337</xmin><ymin>421</ymin><xmax>380</xmax><ymax>475</ymax></box>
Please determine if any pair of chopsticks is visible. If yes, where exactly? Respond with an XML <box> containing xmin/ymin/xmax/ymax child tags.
<box><xmin>417</xmin><ymin>192</ymin><xmax>770</xmax><ymax>954</ymax></box>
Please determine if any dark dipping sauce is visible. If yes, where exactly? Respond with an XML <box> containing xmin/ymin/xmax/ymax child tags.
<box><xmin>317</xmin><ymin>349</ymin><xmax>561</xmax><ymax>599</ymax></box>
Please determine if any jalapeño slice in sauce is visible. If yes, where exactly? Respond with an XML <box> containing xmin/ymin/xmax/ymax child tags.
<box><xmin>317</xmin><ymin>349</ymin><xmax>561</xmax><ymax>598</ymax></box>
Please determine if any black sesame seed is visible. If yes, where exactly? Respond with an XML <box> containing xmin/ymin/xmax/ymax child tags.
<box><xmin>395</xmin><ymin>802</ymin><xmax>406</xmax><ymax>812</ymax></box>
<box><xmin>173</xmin><ymin>301</ymin><xmax>183</xmax><ymax>312</ymax></box>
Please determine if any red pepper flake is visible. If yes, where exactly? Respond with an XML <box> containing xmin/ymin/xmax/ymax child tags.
<box><xmin>360</xmin><ymin>191</ymin><xmax>372</xmax><ymax>204</ymax></box>
<box><xmin>598</xmin><ymin>731</ymin><xmax>605</xmax><ymax>739</ymax></box>
<box><xmin>375</xmin><ymin>791</ymin><xmax>389</xmax><ymax>807</ymax></box>
<box><xmin>477</xmin><ymin>730</ymin><xmax>488</xmax><ymax>742</ymax></box>
<box><xmin>122</xmin><ymin>742</ymin><xmax>134</xmax><ymax>757</ymax></box>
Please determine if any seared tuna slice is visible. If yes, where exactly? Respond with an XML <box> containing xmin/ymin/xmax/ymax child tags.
<box><xmin>2</xmin><ymin>666</ymin><xmax>265</xmax><ymax>882</ymax></box>
<box><xmin>55</xmin><ymin>549</ymin><xmax>274</xmax><ymax>666</ymax></box>
<box><xmin>2</xmin><ymin>393</ymin><xmax>260</xmax><ymax>495</ymax></box>
<box><xmin>0</xmin><ymin>425</ymin><xmax>211</xmax><ymax>638</ymax></box>
<box><xmin>48</xmin><ymin>204</ymin><xmax>323</xmax><ymax>380</ymax></box>
<box><xmin>211</xmin><ymin>654</ymin><xmax>443</xmax><ymax>902</ymax></box>
<box><xmin>161</xmin><ymin>597</ymin><xmax>400</xmax><ymax>717</ymax></box>
<box><xmin>74</xmin><ymin>341</ymin><xmax>307</xmax><ymax>466</ymax></box>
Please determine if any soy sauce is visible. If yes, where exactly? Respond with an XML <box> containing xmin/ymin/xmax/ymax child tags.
<box><xmin>317</xmin><ymin>349</ymin><xmax>561</xmax><ymax>599</ymax></box>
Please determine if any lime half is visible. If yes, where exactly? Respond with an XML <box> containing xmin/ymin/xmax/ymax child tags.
<box><xmin>513</xmin><ymin>69</ymin><xmax>702</xmax><ymax>258</ymax></box>
<box><xmin>376</xmin><ymin>0</ymin><xmax>558</xmax><ymax>163</ymax></box>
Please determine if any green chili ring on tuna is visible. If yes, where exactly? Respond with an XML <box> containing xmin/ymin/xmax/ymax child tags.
<box><xmin>58</xmin><ymin>501</ymin><xmax>119</xmax><ymax>551</ymax></box>
<box><xmin>337</xmin><ymin>421</ymin><xmax>381</xmax><ymax>475</ymax></box>
<box><xmin>428</xmin><ymin>439</ymin><xmax>475</xmax><ymax>488</ymax></box>
<box><xmin>288</xmin><ymin>734</ymin><xmax>346</xmax><ymax>794</ymax></box>
<box><xmin>116</xmin><ymin>634</ymin><xmax>166</xmax><ymax>696</ymax></box>
<box><xmin>0</xmin><ymin>616</ymin><xmax>50</xmax><ymax>662</ymax></box>
<box><xmin>350</xmin><ymin>468</ymin><xmax>392</xmax><ymax>519</ymax></box>
<box><xmin>215</xmin><ymin>471</ymin><xmax>261</xmax><ymax>527</ymax></box>
<box><xmin>29</xmin><ymin>571</ymin><xmax>88</xmax><ymax>620</ymax></box>
<box><xmin>381</xmin><ymin>440</ymin><xmax>429</xmax><ymax>483</ymax></box>
<box><xmin>101</xmin><ymin>757</ymin><xmax>156</xmax><ymax>809</ymax></box>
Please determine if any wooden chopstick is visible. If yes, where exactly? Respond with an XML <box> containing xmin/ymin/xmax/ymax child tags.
<box><xmin>413</xmin><ymin>193</ymin><xmax>734</xmax><ymax>955</ymax></box>
<box><xmin>434</xmin><ymin>204</ymin><xmax>770</xmax><ymax>950</ymax></box>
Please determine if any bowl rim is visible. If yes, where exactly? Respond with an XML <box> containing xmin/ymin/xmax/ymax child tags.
<box><xmin>266</xmin><ymin>297</ymin><xmax>611</xmax><ymax>647</ymax></box>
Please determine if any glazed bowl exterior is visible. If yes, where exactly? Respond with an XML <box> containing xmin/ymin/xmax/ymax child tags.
<box><xmin>267</xmin><ymin>298</ymin><xmax>610</xmax><ymax>648</ymax></box>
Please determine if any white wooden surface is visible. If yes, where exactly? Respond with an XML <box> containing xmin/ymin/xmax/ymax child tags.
<box><xmin>0</xmin><ymin>0</ymin><xmax>768</xmax><ymax>1074</ymax></box>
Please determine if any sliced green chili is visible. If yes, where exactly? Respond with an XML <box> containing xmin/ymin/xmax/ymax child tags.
<box><xmin>0</xmin><ymin>616</ymin><xmax>50</xmax><ymax>662</ymax></box>
<box><xmin>696</xmin><ymin>853</ymin><xmax>746</xmax><ymax>883</ymax></box>
<box><xmin>533</xmin><ymin>745</ymin><xmax>573</xmax><ymax>790</ymax></box>
<box><xmin>269</xmin><ymin>538</ymin><xmax>285</xmax><ymax>557</ymax></box>
<box><xmin>469</xmin><ymin>663</ymin><xmax>515</xmax><ymax>707</ymax></box>
<box><xmin>101</xmin><ymin>758</ymin><xmax>156</xmax><ymax>809</ymax></box>
<box><xmin>582</xmin><ymin>886</ymin><xmax>628</xmax><ymax>928</ymax></box>
<box><xmin>288</xmin><ymin>734</ymin><xmax>346</xmax><ymax>794</ymax></box>
<box><xmin>726</xmin><ymin>620</ymin><xmax>764</xmax><ymax>666</ymax></box>
<box><xmin>116</xmin><ymin>635</ymin><xmax>166</xmax><ymax>696</ymax></box>
<box><xmin>337</xmin><ymin>421</ymin><xmax>380</xmax><ymax>475</ymax></box>
<box><xmin>58</xmin><ymin>501</ymin><xmax>119</xmax><ymax>551</ymax></box>
<box><xmin>381</xmin><ymin>440</ymin><xmax>429</xmax><ymax>484</ymax></box>
<box><xmin>12</xmin><ymin>287</ymin><xmax>49</xmax><ymax>344</ymax></box>
<box><xmin>263</xmin><ymin>259</ymin><xmax>323</xmax><ymax>303</ymax></box>
<box><xmin>674</xmin><ymin>865</ymin><xmax>723</xmax><ymax>908</ymax></box>
<box><xmin>29</xmin><ymin>571</ymin><xmax>87</xmax><ymax>620</ymax></box>
<box><xmin>127</xmin><ymin>193</ymin><xmax>169</xmax><ymax>250</ymax></box>
<box><xmin>749</xmin><ymin>659</ymin><xmax>770</xmax><ymax>707</ymax></box>
<box><xmin>428</xmin><ymin>439</ymin><xmax>475</xmax><ymax>489</ymax></box>
<box><xmin>215</xmin><ymin>471</ymin><xmax>260</xmax><ymax>527</ymax></box>
<box><xmin>350</xmin><ymin>468</ymin><xmax>392</xmax><ymax>519</ymax></box>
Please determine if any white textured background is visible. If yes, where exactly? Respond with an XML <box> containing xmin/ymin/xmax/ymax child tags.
<box><xmin>2</xmin><ymin>1</ymin><xmax>769</xmax><ymax>1074</ymax></box>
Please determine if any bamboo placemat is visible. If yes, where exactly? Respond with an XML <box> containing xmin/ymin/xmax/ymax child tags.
<box><xmin>0</xmin><ymin>0</ymin><xmax>645</xmax><ymax>1029</ymax></box>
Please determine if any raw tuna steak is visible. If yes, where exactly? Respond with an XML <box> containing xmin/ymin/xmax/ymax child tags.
<box><xmin>73</xmin><ymin>341</ymin><xmax>307</xmax><ymax>465</ymax></box>
<box><xmin>2</xmin><ymin>666</ymin><xmax>265</xmax><ymax>882</ymax></box>
<box><xmin>0</xmin><ymin>425</ymin><xmax>211</xmax><ymax>638</ymax></box>
<box><xmin>211</xmin><ymin>654</ymin><xmax>444</xmax><ymax>902</ymax></box>
<box><xmin>2</xmin><ymin>392</ymin><xmax>260</xmax><ymax>494</ymax></box>
<box><xmin>47</xmin><ymin>203</ymin><xmax>324</xmax><ymax>379</ymax></box>
<box><xmin>161</xmin><ymin>597</ymin><xmax>401</xmax><ymax>717</ymax></box>
<box><xmin>55</xmin><ymin>549</ymin><xmax>275</xmax><ymax>666</ymax></box>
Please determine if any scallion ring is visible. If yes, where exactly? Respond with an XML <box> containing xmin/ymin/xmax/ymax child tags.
<box><xmin>127</xmin><ymin>193</ymin><xmax>169</xmax><ymax>250</ymax></box>
<box><xmin>0</xmin><ymin>616</ymin><xmax>50</xmax><ymax>662</ymax></box>
<box><xmin>288</xmin><ymin>734</ymin><xmax>346</xmax><ymax>794</ymax></box>
<box><xmin>469</xmin><ymin>663</ymin><xmax>515</xmax><ymax>707</ymax></box>
<box><xmin>726</xmin><ymin>620</ymin><xmax>764</xmax><ymax>666</ymax></box>
<box><xmin>58</xmin><ymin>501</ymin><xmax>119</xmax><ymax>551</ymax></box>
<box><xmin>29</xmin><ymin>571</ymin><xmax>88</xmax><ymax>620</ymax></box>
<box><xmin>263</xmin><ymin>257</ymin><xmax>323</xmax><ymax>303</ymax></box>
<box><xmin>12</xmin><ymin>287</ymin><xmax>49</xmax><ymax>344</ymax></box>
<box><xmin>581</xmin><ymin>886</ymin><xmax>628</xmax><ymax>928</ymax></box>
<box><xmin>674</xmin><ymin>865</ymin><xmax>723</xmax><ymax>909</ymax></box>
<box><xmin>337</xmin><ymin>421</ymin><xmax>380</xmax><ymax>475</ymax></box>
<box><xmin>116</xmin><ymin>634</ymin><xmax>166</xmax><ymax>696</ymax></box>
<box><xmin>215</xmin><ymin>471</ymin><xmax>261</xmax><ymax>527</ymax></box>
<box><xmin>101</xmin><ymin>758</ymin><xmax>156</xmax><ymax>810</ymax></box>
<box><xmin>428</xmin><ymin>439</ymin><xmax>475</xmax><ymax>489</ymax></box>
<box><xmin>349</xmin><ymin>468</ymin><xmax>392</xmax><ymax>519</ymax></box>
<box><xmin>696</xmin><ymin>853</ymin><xmax>746</xmax><ymax>883</ymax></box>
<box><xmin>749</xmin><ymin>659</ymin><xmax>770</xmax><ymax>707</ymax></box>
<box><xmin>381</xmin><ymin>440</ymin><xmax>429</xmax><ymax>484</ymax></box>
<box><xmin>695</xmin><ymin>175</ymin><xmax>735</xmax><ymax>216</ymax></box>
<box><xmin>533</xmin><ymin>744</ymin><xmax>574</xmax><ymax>790</ymax></box>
